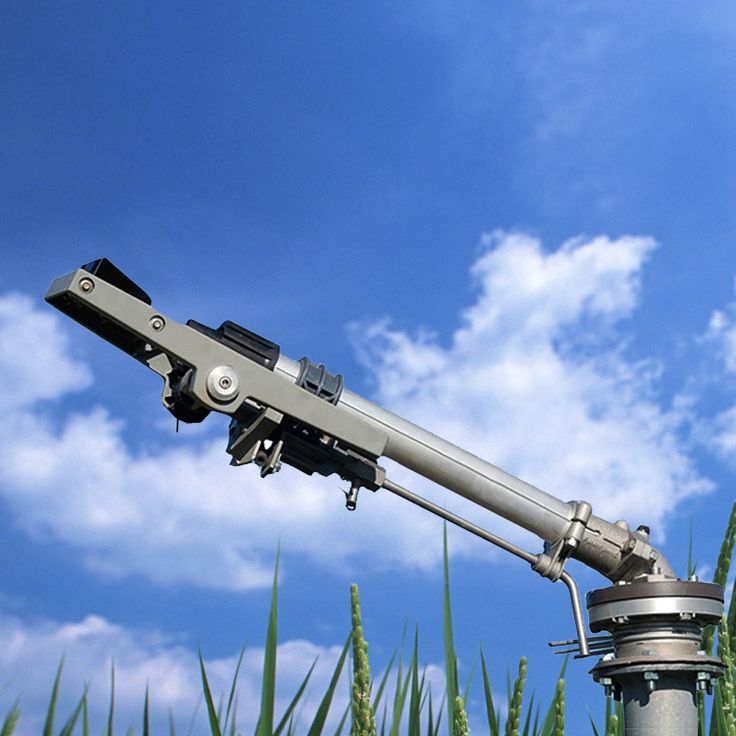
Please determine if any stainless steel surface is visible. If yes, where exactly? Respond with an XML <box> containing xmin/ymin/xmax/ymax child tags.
<box><xmin>589</xmin><ymin>595</ymin><xmax>723</xmax><ymax>626</ymax></box>
<box><xmin>622</xmin><ymin>679</ymin><xmax>697</xmax><ymax>736</ymax></box>
<box><xmin>382</xmin><ymin>477</ymin><xmax>591</xmax><ymax>657</ymax></box>
<box><xmin>277</xmin><ymin>354</ymin><xmax>673</xmax><ymax>581</ymax></box>
<box><xmin>206</xmin><ymin>365</ymin><xmax>240</xmax><ymax>402</ymax></box>
<box><xmin>588</xmin><ymin>581</ymin><xmax>725</xmax><ymax>736</ymax></box>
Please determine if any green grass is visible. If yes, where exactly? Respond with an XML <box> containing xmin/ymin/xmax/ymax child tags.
<box><xmin>4</xmin><ymin>504</ymin><xmax>736</xmax><ymax>734</ymax></box>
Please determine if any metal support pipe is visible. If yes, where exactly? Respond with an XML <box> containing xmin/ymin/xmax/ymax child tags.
<box><xmin>382</xmin><ymin>477</ymin><xmax>591</xmax><ymax>657</ymax></box>
<box><xmin>587</xmin><ymin>581</ymin><xmax>724</xmax><ymax>735</ymax></box>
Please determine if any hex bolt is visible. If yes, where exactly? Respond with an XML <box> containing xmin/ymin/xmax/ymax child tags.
<box><xmin>643</xmin><ymin>671</ymin><xmax>659</xmax><ymax>692</ymax></box>
<box><xmin>149</xmin><ymin>315</ymin><xmax>165</xmax><ymax>331</ymax></box>
<box><xmin>79</xmin><ymin>278</ymin><xmax>94</xmax><ymax>293</ymax></box>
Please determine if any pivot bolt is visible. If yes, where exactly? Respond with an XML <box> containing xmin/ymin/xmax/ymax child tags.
<box><xmin>149</xmin><ymin>315</ymin><xmax>165</xmax><ymax>331</ymax></box>
<box><xmin>79</xmin><ymin>278</ymin><xmax>94</xmax><ymax>293</ymax></box>
<box><xmin>206</xmin><ymin>365</ymin><xmax>239</xmax><ymax>402</ymax></box>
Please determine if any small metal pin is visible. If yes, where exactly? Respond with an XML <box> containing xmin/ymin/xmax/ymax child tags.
<box><xmin>345</xmin><ymin>482</ymin><xmax>360</xmax><ymax>511</ymax></box>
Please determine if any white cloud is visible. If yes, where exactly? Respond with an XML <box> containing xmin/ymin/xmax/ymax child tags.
<box><xmin>0</xmin><ymin>293</ymin><xmax>92</xmax><ymax>408</ymax></box>
<box><xmin>0</xmin><ymin>233</ymin><xmax>711</xmax><ymax>590</ymax></box>
<box><xmin>352</xmin><ymin>232</ymin><xmax>710</xmax><ymax>536</ymax></box>
<box><xmin>0</xmin><ymin>610</ymin><xmax>349</xmax><ymax>736</ymax></box>
<box><xmin>706</xmin><ymin>300</ymin><xmax>736</xmax><ymax>374</ymax></box>
<box><xmin>702</xmin><ymin>285</ymin><xmax>736</xmax><ymax>460</ymax></box>
<box><xmin>0</xmin><ymin>295</ymin><xmax>450</xmax><ymax>590</ymax></box>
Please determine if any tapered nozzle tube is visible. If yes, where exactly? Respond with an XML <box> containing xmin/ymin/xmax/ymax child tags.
<box><xmin>275</xmin><ymin>356</ymin><xmax>673</xmax><ymax>582</ymax></box>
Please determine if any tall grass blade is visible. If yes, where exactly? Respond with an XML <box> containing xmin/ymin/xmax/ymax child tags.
<box><xmin>198</xmin><ymin>651</ymin><xmax>223</xmax><ymax>736</ymax></box>
<box><xmin>142</xmin><ymin>685</ymin><xmax>150</xmax><ymax>736</ymax></box>
<box><xmin>588</xmin><ymin>712</ymin><xmax>601</xmax><ymax>736</ymax></box>
<box><xmin>43</xmin><ymin>656</ymin><xmax>65</xmax><ymax>736</ymax></box>
<box><xmin>106</xmin><ymin>662</ymin><xmax>115</xmax><ymax>736</ymax></box>
<box><xmin>480</xmin><ymin>648</ymin><xmax>500</xmax><ymax>736</ymax></box>
<box><xmin>274</xmin><ymin>659</ymin><xmax>317</xmax><ymax>736</ymax></box>
<box><xmin>531</xmin><ymin>708</ymin><xmax>540</xmax><ymax>736</ymax></box>
<box><xmin>58</xmin><ymin>690</ymin><xmax>87</xmax><ymax>736</ymax></box>
<box><xmin>1</xmin><ymin>702</ymin><xmax>20</xmax><ymax>736</ymax></box>
<box><xmin>257</xmin><ymin>550</ymin><xmax>281</xmax><ymax>736</ymax></box>
<box><xmin>729</xmin><ymin>574</ymin><xmax>736</xmax><ymax>661</ymax></box>
<box><xmin>334</xmin><ymin>702</ymin><xmax>351</xmax><ymax>736</ymax></box>
<box><xmin>306</xmin><ymin>634</ymin><xmax>351</xmax><ymax>736</ymax></box>
<box><xmin>520</xmin><ymin>694</ymin><xmax>534</xmax><ymax>736</ymax></box>
<box><xmin>229</xmin><ymin>700</ymin><xmax>237</xmax><ymax>736</ymax></box>
<box><xmin>388</xmin><ymin>663</ymin><xmax>411</xmax><ymax>736</ymax></box>
<box><xmin>426</xmin><ymin>692</ymin><xmax>434</xmax><ymax>736</ymax></box>
<box><xmin>407</xmin><ymin>630</ymin><xmax>421</xmax><ymax>736</ymax></box>
<box><xmin>704</xmin><ymin>501</ymin><xmax>736</xmax><ymax>655</ymax></box>
<box><xmin>371</xmin><ymin>652</ymin><xmax>397</xmax><ymax>717</ymax></box>
<box><xmin>442</xmin><ymin>525</ymin><xmax>458</xmax><ymax>736</ymax></box>
<box><xmin>83</xmin><ymin>694</ymin><xmax>89</xmax><ymax>736</ymax></box>
<box><xmin>169</xmin><ymin>709</ymin><xmax>176</xmax><ymax>736</ymax></box>
<box><xmin>432</xmin><ymin>697</ymin><xmax>444</xmax><ymax>736</ymax></box>
<box><xmin>462</xmin><ymin>655</ymin><xmax>476</xmax><ymax>705</ymax></box>
<box><xmin>222</xmin><ymin>645</ymin><xmax>245</xmax><ymax>736</ymax></box>
<box><xmin>688</xmin><ymin>518</ymin><xmax>698</xmax><ymax>579</ymax></box>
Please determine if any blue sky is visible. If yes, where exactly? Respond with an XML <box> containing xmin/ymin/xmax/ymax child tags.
<box><xmin>1</xmin><ymin>2</ymin><xmax>736</xmax><ymax>733</ymax></box>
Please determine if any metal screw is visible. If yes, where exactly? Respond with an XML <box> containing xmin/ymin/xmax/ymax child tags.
<box><xmin>79</xmin><ymin>278</ymin><xmax>94</xmax><ymax>293</ymax></box>
<box><xmin>149</xmin><ymin>316</ymin><xmax>165</xmax><ymax>331</ymax></box>
<box><xmin>206</xmin><ymin>365</ymin><xmax>239</xmax><ymax>402</ymax></box>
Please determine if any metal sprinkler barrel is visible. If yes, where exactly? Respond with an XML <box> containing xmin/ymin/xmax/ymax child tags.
<box><xmin>45</xmin><ymin>260</ymin><xmax>729</xmax><ymax>736</ymax></box>
<box><xmin>587</xmin><ymin>578</ymin><xmax>725</xmax><ymax>735</ymax></box>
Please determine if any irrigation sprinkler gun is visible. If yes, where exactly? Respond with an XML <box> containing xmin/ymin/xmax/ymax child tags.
<box><xmin>47</xmin><ymin>259</ymin><xmax>724</xmax><ymax>735</ymax></box>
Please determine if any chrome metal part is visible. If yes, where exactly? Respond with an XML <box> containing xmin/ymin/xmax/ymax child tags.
<box><xmin>587</xmin><ymin>579</ymin><xmax>725</xmax><ymax>734</ymax></box>
<box><xmin>276</xmin><ymin>353</ymin><xmax>674</xmax><ymax>583</ymax></box>
<box><xmin>149</xmin><ymin>315</ymin><xmax>165</xmax><ymax>331</ymax></box>
<box><xmin>345</xmin><ymin>482</ymin><xmax>360</xmax><ymax>511</ymax></box>
<box><xmin>206</xmin><ymin>365</ymin><xmax>240</xmax><ymax>402</ymax></box>
<box><xmin>382</xmin><ymin>477</ymin><xmax>591</xmax><ymax>657</ymax></box>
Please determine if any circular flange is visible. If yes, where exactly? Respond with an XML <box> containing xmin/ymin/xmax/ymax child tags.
<box><xmin>590</xmin><ymin>654</ymin><xmax>725</xmax><ymax>681</ymax></box>
<box><xmin>587</xmin><ymin>581</ymin><xmax>723</xmax><ymax>632</ymax></box>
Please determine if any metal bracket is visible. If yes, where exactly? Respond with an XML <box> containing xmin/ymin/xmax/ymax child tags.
<box><xmin>532</xmin><ymin>500</ymin><xmax>592</xmax><ymax>582</ymax></box>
